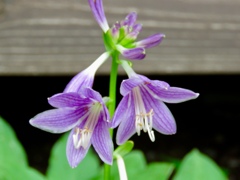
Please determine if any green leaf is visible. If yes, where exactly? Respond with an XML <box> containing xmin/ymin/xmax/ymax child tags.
<box><xmin>0</xmin><ymin>117</ymin><xmax>45</xmax><ymax>180</ymax></box>
<box><xmin>113</xmin><ymin>141</ymin><xmax>134</xmax><ymax>158</ymax></box>
<box><xmin>173</xmin><ymin>149</ymin><xmax>228</xmax><ymax>180</ymax></box>
<box><xmin>0</xmin><ymin>116</ymin><xmax>27</xmax><ymax>166</ymax></box>
<box><xmin>47</xmin><ymin>133</ymin><xmax>101</xmax><ymax>180</ymax></box>
<box><xmin>136</xmin><ymin>162</ymin><xmax>175</xmax><ymax>180</ymax></box>
<box><xmin>0</xmin><ymin>163</ymin><xmax>45</xmax><ymax>180</ymax></box>
<box><xmin>125</xmin><ymin>150</ymin><xmax>147</xmax><ymax>179</ymax></box>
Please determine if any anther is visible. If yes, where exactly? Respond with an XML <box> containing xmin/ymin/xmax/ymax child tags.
<box><xmin>72</xmin><ymin>127</ymin><xmax>92</xmax><ymax>149</ymax></box>
<box><xmin>135</xmin><ymin>109</ymin><xmax>154</xmax><ymax>141</ymax></box>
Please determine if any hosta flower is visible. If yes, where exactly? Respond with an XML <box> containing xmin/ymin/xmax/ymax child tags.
<box><xmin>112</xmin><ymin>61</ymin><xmax>199</xmax><ymax>145</ymax></box>
<box><xmin>29</xmin><ymin>52</ymin><xmax>112</xmax><ymax>167</ymax></box>
<box><xmin>30</xmin><ymin>88</ymin><xmax>113</xmax><ymax>167</ymax></box>
<box><xmin>88</xmin><ymin>0</ymin><xmax>165</xmax><ymax>60</ymax></box>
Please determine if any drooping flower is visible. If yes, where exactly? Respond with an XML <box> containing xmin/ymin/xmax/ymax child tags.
<box><xmin>29</xmin><ymin>51</ymin><xmax>112</xmax><ymax>167</ymax></box>
<box><xmin>111</xmin><ymin>61</ymin><xmax>199</xmax><ymax>145</ymax></box>
<box><xmin>88</xmin><ymin>0</ymin><xmax>165</xmax><ymax>60</ymax></box>
<box><xmin>30</xmin><ymin>88</ymin><xmax>113</xmax><ymax>167</ymax></box>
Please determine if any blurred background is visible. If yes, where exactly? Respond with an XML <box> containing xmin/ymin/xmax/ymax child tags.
<box><xmin>0</xmin><ymin>0</ymin><xmax>240</xmax><ymax>179</ymax></box>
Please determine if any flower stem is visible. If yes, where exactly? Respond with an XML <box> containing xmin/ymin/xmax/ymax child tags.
<box><xmin>109</xmin><ymin>52</ymin><xmax>119</xmax><ymax>119</ymax></box>
<box><xmin>104</xmin><ymin>51</ymin><xmax>119</xmax><ymax>180</ymax></box>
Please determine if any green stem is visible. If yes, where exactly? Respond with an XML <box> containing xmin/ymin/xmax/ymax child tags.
<box><xmin>104</xmin><ymin>51</ymin><xmax>119</xmax><ymax>180</ymax></box>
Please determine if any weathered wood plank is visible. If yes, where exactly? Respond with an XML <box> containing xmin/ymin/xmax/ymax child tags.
<box><xmin>0</xmin><ymin>0</ymin><xmax>240</xmax><ymax>75</ymax></box>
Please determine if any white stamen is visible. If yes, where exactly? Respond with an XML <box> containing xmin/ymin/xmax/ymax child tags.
<box><xmin>72</xmin><ymin>102</ymin><xmax>102</xmax><ymax>149</ymax></box>
<box><xmin>133</xmin><ymin>87</ymin><xmax>155</xmax><ymax>142</ymax></box>
<box><xmin>73</xmin><ymin>127</ymin><xmax>92</xmax><ymax>149</ymax></box>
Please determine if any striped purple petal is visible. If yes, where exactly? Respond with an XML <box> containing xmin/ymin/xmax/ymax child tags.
<box><xmin>127</xmin><ymin>24</ymin><xmax>142</xmax><ymax>40</ymax></box>
<box><xmin>146</xmin><ymin>84</ymin><xmax>199</xmax><ymax>103</ymax></box>
<box><xmin>115</xmin><ymin>93</ymin><xmax>136</xmax><ymax>145</ymax></box>
<box><xmin>66</xmin><ymin>127</ymin><xmax>91</xmax><ymax>168</ymax></box>
<box><xmin>64</xmin><ymin>70</ymin><xmax>94</xmax><ymax>93</ymax></box>
<box><xmin>136</xmin><ymin>33</ymin><xmax>165</xmax><ymax>49</ymax></box>
<box><xmin>122</xmin><ymin>12</ymin><xmax>137</xmax><ymax>27</ymax></box>
<box><xmin>88</xmin><ymin>0</ymin><xmax>109</xmax><ymax>32</ymax></box>
<box><xmin>120</xmin><ymin>77</ymin><xmax>144</xmax><ymax>96</ymax></box>
<box><xmin>29</xmin><ymin>107</ymin><xmax>89</xmax><ymax>133</ymax></box>
<box><xmin>111</xmin><ymin>94</ymin><xmax>131</xmax><ymax>128</ymax></box>
<box><xmin>121</xmin><ymin>47</ymin><xmax>146</xmax><ymax>60</ymax></box>
<box><xmin>81</xmin><ymin>87</ymin><xmax>104</xmax><ymax>103</ymax></box>
<box><xmin>132</xmin><ymin>24</ymin><xmax>142</xmax><ymax>34</ymax></box>
<box><xmin>92</xmin><ymin>120</ymin><xmax>113</xmax><ymax>165</ymax></box>
<box><xmin>48</xmin><ymin>92</ymin><xmax>90</xmax><ymax>108</ymax></box>
<box><xmin>141</xmin><ymin>86</ymin><xmax>176</xmax><ymax>134</ymax></box>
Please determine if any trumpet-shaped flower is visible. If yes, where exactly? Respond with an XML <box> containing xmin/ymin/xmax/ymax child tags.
<box><xmin>30</xmin><ymin>88</ymin><xmax>113</xmax><ymax>167</ymax></box>
<box><xmin>29</xmin><ymin>52</ymin><xmax>112</xmax><ymax>167</ymax></box>
<box><xmin>88</xmin><ymin>0</ymin><xmax>165</xmax><ymax>60</ymax></box>
<box><xmin>111</xmin><ymin>61</ymin><xmax>199</xmax><ymax>145</ymax></box>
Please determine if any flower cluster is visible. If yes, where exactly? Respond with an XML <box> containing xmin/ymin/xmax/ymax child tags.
<box><xmin>29</xmin><ymin>0</ymin><xmax>199</xmax><ymax>168</ymax></box>
<box><xmin>89</xmin><ymin>0</ymin><xmax>165</xmax><ymax>60</ymax></box>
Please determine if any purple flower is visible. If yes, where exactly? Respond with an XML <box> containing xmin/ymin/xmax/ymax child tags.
<box><xmin>112</xmin><ymin>14</ymin><xmax>164</xmax><ymax>60</ymax></box>
<box><xmin>30</xmin><ymin>88</ymin><xmax>113</xmax><ymax>167</ymax></box>
<box><xmin>88</xmin><ymin>0</ymin><xmax>165</xmax><ymax>60</ymax></box>
<box><xmin>111</xmin><ymin>61</ymin><xmax>199</xmax><ymax>145</ymax></box>
<box><xmin>29</xmin><ymin>52</ymin><xmax>112</xmax><ymax>167</ymax></box>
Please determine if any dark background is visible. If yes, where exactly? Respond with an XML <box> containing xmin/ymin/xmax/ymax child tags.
<box><xmin>0</xmin><ymin>75</ymin><xmax>239</xmax><ymax>179</ymax></box>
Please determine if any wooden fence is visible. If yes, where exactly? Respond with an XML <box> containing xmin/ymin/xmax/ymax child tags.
<box><xmin>0</xmin><ymin>0</ymin><xmax>240</xmax><ymax>75</ymax></box>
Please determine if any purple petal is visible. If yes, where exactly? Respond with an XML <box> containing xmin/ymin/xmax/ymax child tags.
<box><xmin>29</xmin><ymin>107</ymin><xmax>89</xmax><ymax>133</ymax></box>
<box><xmin>48</xmin><ymin>92</ymin><xmax>91</xmax><ymax>108</ymax></box>
<box><xmin>115</xmin><ymin>93</ymin><xmax>136</xmax><ymax>145</ymax></box>
<box><xmin>132</xmin><ymin>24</ymin><xmax>142</xmax><ymax>34</ymax></box>
<box><xmin>127</xmin><ymin>24</ymin><xmax>142</xmax><ymax>40</ymax></box>
<box><xmin>141</xmin><ymin>87</ymin><xmax>176</xmax><ymax>134</ymax></box>
<box><xmin>103</xmin><ymin>104</ymin><xmax>110</xmax><ymax>122</ymax></box>
<box><xmin>122</xmin><ymin>12</ymin><xmax>137</xmax><ymax>27</ymax></box>
<box><xmin>81</xmin><ymin>88</ymin><xmax>110</xmax><ymax>122</ymax></box>
<box><xmin>144</xmin><ymin>80</ymin><xmax>170</xmax><ymax>99</ymax></box>
<box><xmin>66</xmin><ymin>128</ymin><xmax>91</xmax><ymax>168</ymax></box>
<box><xmin>136</xmin><ymin>33</ymin><xmax>165</xmax><ymax>49</ymax></box>
<box><xmin>146</xmin><ymin>79</ymin><xmax>170</xmax><ymax>90</ymax></box>
<box><xmin>111</xmin><ymin>22</ymin><xmax>121</xmax><ymax>38</ymax></box>
<box><xmin>152</xmin><ymin>101</ymin><xmax>176</xmax><ymax>134</ymax></box>
<box><xmin>92</xmin><ymin>120</ymin><xmax>113</xmax><ymax>165</ymax></box>
<box><xmin>88</xmin><ymin>0</ymin><xmax>109</xmax><ymax>32</ymax></box>
<box><xmin>121</xmin><ymin>47</ymin><xmax>146</xmax><ymax>60</ymax></box>
<box><xmin>111</xmin><ymin>94</ymin><xmax>131</xmax><ymax>128</ymax></box>
<box><xmin>81</xmin><ymin>87</ymin><xmax>104</xmax><ymax>103</ymax></box>
<box><xmin>120</xmin><ymin>77</ymin><xmax>144</xmax><ymax>96</ymax></box>
<box><xmin>146</xmin><ymin>84</ymin><xmax>199</xmax><ymax>103</ymax></box>
<box><xmin>96</xmin><ymin>0</ymin><xmax>105</xmax><ymax>22</ymax></box>
<box><xmin>64</xmin><ymin>70</ymin><xmax>94</xmax><ymax>93</ymax></box>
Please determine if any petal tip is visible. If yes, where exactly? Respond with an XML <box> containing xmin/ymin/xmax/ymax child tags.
<box><xmin>163</xmin><ymin>126</ymin><xmax>177</xmax><ymax>135</ymax></box>
<box><xmin>29</xmin><ymin>118</ymin><xmax>38</xmax><ymax>127</ymax></box>
<box><xmin>29</xmin><ymin>119</ymin><xmax>34</xmax><ymax>125</ymax></box>
<box><xmin>195</xmin><ymin>93</ymin><xmax>200</xmax><ymax>98</ymax></box>
<box><xmin>104</xmin><ymin>157</ymin><xmax>113</xmax><ymax>165</ymax></box>
<box><xmin>116</xmin><ymin>136</ymin><xmax>126</xmax><ymax>146</ymax></box>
